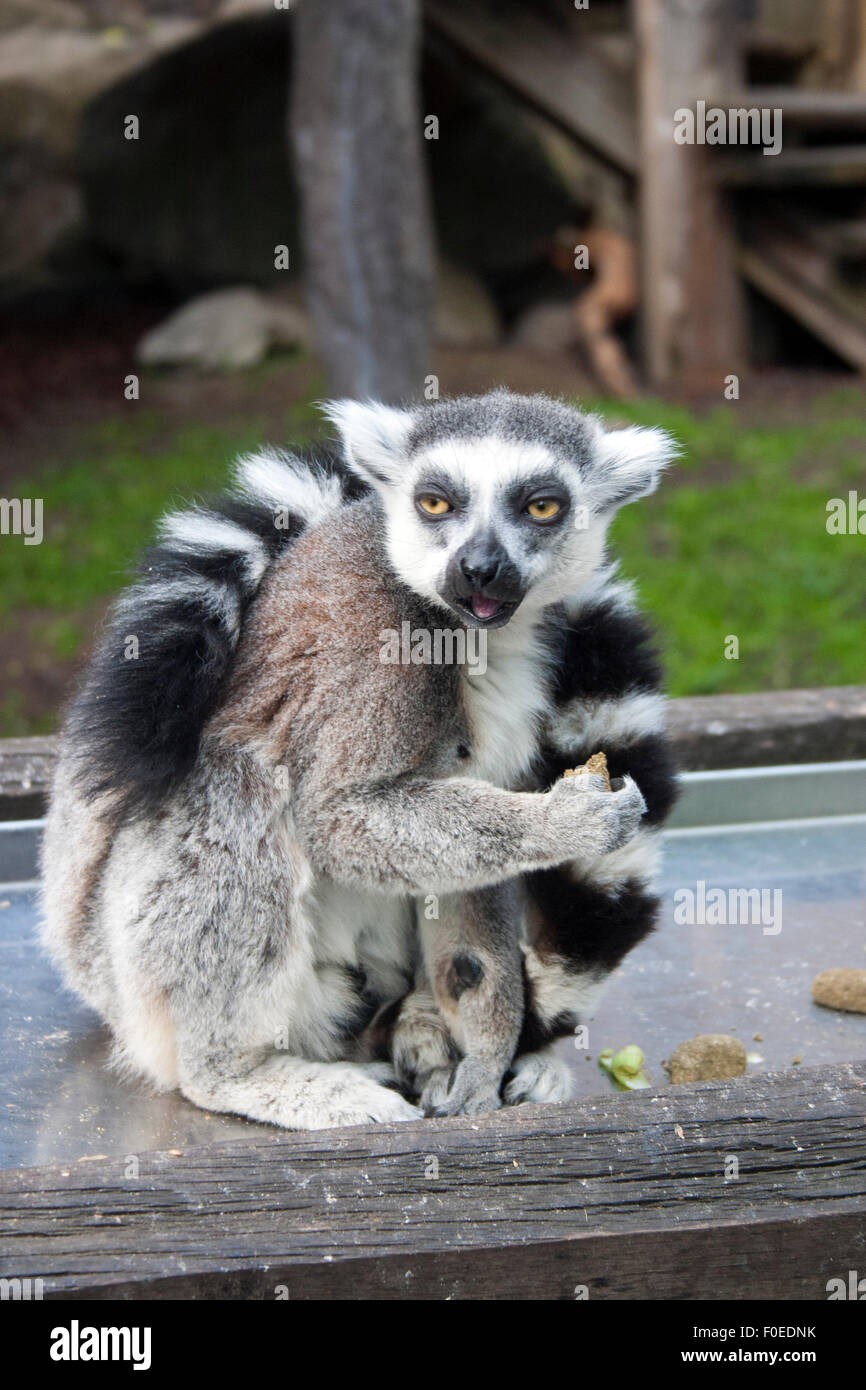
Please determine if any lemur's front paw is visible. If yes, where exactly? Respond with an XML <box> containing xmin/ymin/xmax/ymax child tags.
<box><xmin>549</xmin><ymin>771</ymin><xmax>646</xmax><ymax>857</ymax></box>
<box><xmin>425</xmin><ymin>1056</ymin><xmax>503</xmax><ymax>1118</ymax></box>
<box><xmin>419</xmin><ymin>1065</ymin><xmax>454</xmax><ymax>1114</ymax></box>
<box><xmin>603</xmin><ymin>774</ymin><xmax>647</xmax><ymax>849</ymax></box>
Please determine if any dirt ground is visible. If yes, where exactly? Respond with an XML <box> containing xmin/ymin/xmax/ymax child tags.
<box><xmin>4</xmin><ymin>303</ymin><xmax>863</xmax><ymax>485</ymax></box>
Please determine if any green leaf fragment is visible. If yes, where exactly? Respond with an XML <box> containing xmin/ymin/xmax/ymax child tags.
<box><xmin>599</xmin><ymin>1045</ymin><xmax>651</xmax><ymax>1090</ymax></box>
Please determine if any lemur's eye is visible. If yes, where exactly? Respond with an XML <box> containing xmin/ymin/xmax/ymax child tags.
<box><xmin>417</xmin><ymin>495</ymin><xmax>452</xmax><ymax>516</ymax></box>
<box><xmin>526</xmin><ymin>498</ymin><xmax>562</xmax><ymax>521</ymax></box>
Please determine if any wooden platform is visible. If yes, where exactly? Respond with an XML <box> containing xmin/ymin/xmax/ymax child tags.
<box><xmin>1</xmin><ymin>1061</ymin><xmax>864</xmax><ymax>1300</ymax></box>
<box><xmin>3</xmin><ymin>1061</ymin><xmax>861</xmax><ymax>1301</ymax></box>
<box><xmin>3</xmin><ymin>692</ymin><xmax>865</xmax><ymax>1297</ymax></box>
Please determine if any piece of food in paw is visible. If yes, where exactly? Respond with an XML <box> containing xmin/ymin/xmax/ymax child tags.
<box><xmin>665</xmin><ymin>1034</ymin><xmax>746</xmax><ymax>1084</ymax></box>
<box><xmin>812</xmin><ymin>967</ymin><xmax>866</xmax><ymax>1015</ymax></box>
<box><xmin>563</xmin><ymin>750</ymin><xmax>611</xmax><ymax>791</ymax></box>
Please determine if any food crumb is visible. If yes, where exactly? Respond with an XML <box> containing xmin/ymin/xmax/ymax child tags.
<box><xmin>563</xmin><ymin>751</ymin><xmax>611</xmax><ymax>791</ymax></box>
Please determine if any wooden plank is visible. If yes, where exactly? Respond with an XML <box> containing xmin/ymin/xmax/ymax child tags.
<box><xmin>762</xmin><ymin>198</ymin><xmax>866</xmax><ymax>258</ymax></box>
<box><xmin>3</xmin><ymin>687</ymin><xmax>866</xmax><ymax>817</ymax></box>
<box><xmin>719</xmin><ymin>144</ymin><xmax>866</xmax><ymax>185</ymax></box>
<box><xmin>745</xmin><ymin>32</ymin><xmax>818</xmax><ymax>68</ymax></box>
<box><xmin>634</xmin><ymin>0</ymin><xmax>745</xmax><ymax>388</ymax></box>
<box><xmin>803</xmin><ymin>0</ymin><xmax>866</xmax><ymax>93</ymax></box>
<box><xmin>816</xmin><ymin>216</ymin><xmax>866</xmax><ymax>256</ymax></box>
<box><xmin>0</xmin><ymin>737</ymin><xmax>56</xmax><ymax>821</ymax></box>
<box><xmin>2</xmin><ymin>1061</ymin><xmax>864</xmax><ymax>1298</ymax></box>
<box><xmin>738</xmin><ymin>205</ymin><xmax>866</xmax><ymax>356</ymax></box>
<box><xmin>668</xmin><ymin>685</ymin><xmax>866</xmax><ymax>771</ymax></box>
<box><xmin>721</xmin><ymin>88</ymin><xmax>866</xmax><ymax>127</ymax></box>
<box><xmin>750</xmin><ymin>0</ymin><xmax>823</xmax><ymax>58</ymax></box>
<box><xmin>425</xmin><ymin>0</ymin><xmax>637</xmax><ymax>175</ymax></box>
<box><xmin>741</xmin><ymin>244</ymin><xmax>866</xmax><ymax>370</ymax></box>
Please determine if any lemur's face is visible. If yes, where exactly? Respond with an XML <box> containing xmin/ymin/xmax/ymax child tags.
<box><xmin>325</xmin><ymin>392</ymin><xmax>676</xmax><ymax>628</ymax></box>
<box><xmin>396</xmin><ymin>437</ymin><xmax>593</xmax><ymax>629</ymax></box>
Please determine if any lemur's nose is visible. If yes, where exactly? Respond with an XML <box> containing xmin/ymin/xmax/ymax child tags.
<box><xmin>460</xmin><ymin>554</ymin><xmax>499</xmax><ymax>587</ymax></box>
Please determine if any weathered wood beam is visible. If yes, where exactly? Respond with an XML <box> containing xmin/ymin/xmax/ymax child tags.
<box><xmin>2</xmin><ymin>1061</ymin><xmax>864</xmax><ymax>1299</ymax></box>
<box><xmin>4</xmin><ymin>687</ymin><xmax>865</xmax><ymax>817</ymax></box>
<box><xmin>719</xmin><ymin>143</ymin><xmax>866</xmax><ymax>185</ymax></box>
<box><xmin>741</xmin><ymin>242</ymin><xmax>866</xmax><ymax>371</ymax></box>
<box><xmin>634</xmin><ymin>0</ymin><xmax>746</xmax><ymax>389</ymax></box>
<box><xmin>722</xmin><ymin>88</ymin><xmax>866</xmax><ymax>127</ymax></box>
<box><xmin>0</xmin><ymin>738</ymin><xmax>56</xmax><ymax>821</ymax></box>
<box><xmin>425</xmin><ymin>0</ymin><xmax>638</xmax><ymax>175</ymax></box>
<box><xmin>667</xmin><ymin>685</ymin><xmax>866</xmax><ymax>771</ymax></box>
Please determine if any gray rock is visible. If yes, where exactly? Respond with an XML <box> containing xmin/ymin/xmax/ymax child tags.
<box><xmin>136</xmin><ymin>286</ymin><xmax>309</xmax><ymax>370</ymax></box>
<box><xmin>511</xmin><ymin>300</ymin><xmax>580</xmax><ymax>356</ymax></box>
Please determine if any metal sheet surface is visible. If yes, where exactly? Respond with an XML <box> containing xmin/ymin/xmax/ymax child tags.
<box><xmin>2</xmin><ymin>766</ymin><xmax>865</xmax><ymax>1168</ymax></box>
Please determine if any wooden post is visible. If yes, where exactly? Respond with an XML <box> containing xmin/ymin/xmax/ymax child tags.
<box><xmin>290</xmin><ymin>0</ymin><xmax>434</xmax><ymax>403</ymax></box>
<box><xmin>634</xmin><ymin>0</ymin><xmax>746</xmax><ymax>390</ymax></box>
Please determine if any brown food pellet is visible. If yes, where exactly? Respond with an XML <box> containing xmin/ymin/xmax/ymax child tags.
<box><xmin>812</xmin><ymin>968</ymin><xmax>866</xmax><ymax>1015</ymax></box>
<box><xmin>665</xmin><ymin>1034</ymin><xmax>747</xmax><ymax>1085</ymax></box>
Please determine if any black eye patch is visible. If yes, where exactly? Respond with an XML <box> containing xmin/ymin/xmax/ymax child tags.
<box><xmin>413</xmin><ymin>472</ymin><xmax>469</xmax><ymax>512</ymax></box>
<box><xmin>503</xmin><ymin>476</ymin><xmax>571</xmax><ymax>520</ymax></box>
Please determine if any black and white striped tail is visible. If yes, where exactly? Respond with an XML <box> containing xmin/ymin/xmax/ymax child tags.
<box><xmin>518</xmin><ymin>574</ymin><xmax>679</xmax><ymax>1054</ymax></box>
<box><xmin>66</xmin><ymin>446</ymin><xmax>365</xmax><ymax>822</ymax></box>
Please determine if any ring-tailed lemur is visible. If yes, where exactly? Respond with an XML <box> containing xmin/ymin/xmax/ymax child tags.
<box><xmin>41</xmin><ymin>391</ymin><xmax>678</xmax><ymax>1129</ymax></box>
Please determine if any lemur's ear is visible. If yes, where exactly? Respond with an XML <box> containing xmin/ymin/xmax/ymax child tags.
<box><xmin>321</xmin><ymin>399</ymin><xmax>415</xmax><ymax>487</ymax></box>
<box><xmin>592</xmin><ymin>424</ymin><xmax>679</xmax><ymax>509</ymax></box>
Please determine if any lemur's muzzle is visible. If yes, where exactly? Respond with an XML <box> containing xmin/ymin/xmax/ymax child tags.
<box><xmin>443</xmin><ymin>538</ymin><xmax>525</xmax><ymax>627</ymax></box>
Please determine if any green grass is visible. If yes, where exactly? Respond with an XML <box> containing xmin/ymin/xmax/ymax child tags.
<box><xmin>599</xmin><ymin>392</ymin><xmax>866</xmax><ymax>696</ymax></box>
<box><xmin>1</xmin><ymin>386</ymin><xmax>864</xmax><ymax>735</ymax></box>
<box><xmin>0</xmin><ymin>396</ymin><xmax>323</xmax><ymax>685</ymax></box>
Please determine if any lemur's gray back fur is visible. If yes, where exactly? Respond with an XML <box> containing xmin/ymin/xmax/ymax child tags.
<box><xmin>42</xmin><ymin>392</ymin><xmax>678</xmax><ymax>1129</ymax></box>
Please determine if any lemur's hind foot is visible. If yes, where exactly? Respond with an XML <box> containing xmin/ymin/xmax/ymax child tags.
<box><xmin>426</xmin><ymin>1055</ymin><xmax>504</xmax><ymax>1117</ymax></box>
<box><xmin>179</xmin><ymin>1053</ymin><xmax>421</xmax><ymax>1131</ymax></box>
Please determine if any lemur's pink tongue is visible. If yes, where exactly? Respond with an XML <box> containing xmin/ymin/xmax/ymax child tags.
<box><xmin>471</xmin><ymin>595</ymin><xmax>502</xmax><ymax>620</ymax></box>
